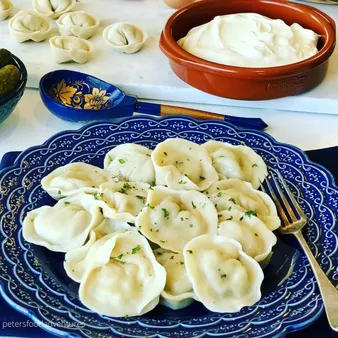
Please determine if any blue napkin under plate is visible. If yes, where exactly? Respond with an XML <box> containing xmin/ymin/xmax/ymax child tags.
<box><xmin>1</xmin><ymin>147</ymin><xmax>338</xmax><ymax>338</ymax></box>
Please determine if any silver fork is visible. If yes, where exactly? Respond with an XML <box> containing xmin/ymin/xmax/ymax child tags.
<box><xmin>261</xmin><ymin>171</ymin><xmax>338</xmax><ymax>332</ymax></box>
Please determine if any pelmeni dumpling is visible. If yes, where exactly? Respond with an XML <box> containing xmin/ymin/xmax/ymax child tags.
<box><xmin>9</xmin><ymin>10</ymin><xmax>52</xmax><ymax>42</ymax></box>
<box><xmin>104</xmin><ymin>144</ymin><xmax>155</xmax><ymax>184</ymax></box>
<box><xmin>183</xmin><ymin>235</ymin><xmax>264</xmax><ymax>313</ymax></box>
<box><xmin>90</xmin><ymin>181</ymin><xmax>149</xmax><ymax>223</ymax></box>
<box><xmin>57</xmin><ymin>11</ymin><xmax>100</xmax><ymax>39</ymax></box>
<box><xmin>135</xmin><ymin>186</ymin><xmax>218</xmax><ymax>253</ymax></box>
<box><xmin>79</xmin><ymin>231</ymin><xmax>166</xmax><ymax>317</ymax></box>
<box><xmin>64</xmin><ymin>219</ymin><xmax>134</xmax><ymax>282</ymax></box>
<box><xmin>154</xmin><ymin>248</ymin><xmax>197</xmax><ymax>310</ymax></box>
<box><xmin>22</xmin><ymin>193</ymin><xmax>104</xmax><ymax>252</ymax></box>
<box><xmin>152</xmin><ymin>138</ymin><xmax>218</xmax><ymax>191</ymax></box>
<box><xmin>41</xmin><ymin>162</ymin><xmax>110</xmax><ymax>199</ymax></box>
<box><xmin>49</xmin><ymin>36</ymin><xmax>93</xmax><ymax>64</ymax></box>
<box><xmin>0</xmin><ymin>0</ymin><xmax>13</xmax><ymax>20</ymax></box>
<box><xmin>217</xmin><ymin>209</ymin><xmax>277</xmax><ymax>262</ymax></box>
<box><xmin>206</xmin><ymin>179</ymin><xmax>281</xmax><ymax>231</ymax></box>
<box><xmin>202</xmin><ymin>141</ymin><xmax>268</xmax><ymax>189</ymax></box>
<box><xmin>103</xmin><ymin>22</ymin><xmax>148</xmax><ymax>54</ymax></box>
<box><xmin>32</xmin><ymin>0</ymin><xmax>76</xmax><ymax>19</ymax></box>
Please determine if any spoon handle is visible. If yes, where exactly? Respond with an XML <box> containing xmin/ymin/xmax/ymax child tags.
<box><xmin>135</xmin><ymin>102</ymin><xmax>268</xmax><ymax>130</ymax></box>
<box><xmin>295</xmin><ymin>230</ymin><xmax>338</xmax><ymax>331</ymax></box>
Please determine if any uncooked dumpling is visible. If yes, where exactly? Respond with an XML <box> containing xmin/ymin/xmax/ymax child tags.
<box><xmin>57</xmin><ymin>11</ymin><xmax>100</xmax><ymax>39</ymax></box>
<box><xmin>32</xmin><ymin>0</ymin><xmax>76</xmax><ymax>19</ymax></box>
<box><xmin>49</xmin><ymin>36</ymin><xmax>93</xmax><ymax>64</ymax></box>
<box><xmin>0</xmin><ymin>0</ymin><xmax>13</xmax><ymax>20</ymax></box>
<box><xmin>9</xmin><ymin>10</ymin><xmax>52</xmax><ymax>42</ymax></box>
<box><xmin>103</xmin><ymin>22</ymin><xmax>148</xmax><ymax>54</ymax></box>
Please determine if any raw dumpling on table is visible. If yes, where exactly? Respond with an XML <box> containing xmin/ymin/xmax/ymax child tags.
<box><xmin>0</xmin><ymin>0</ymin><xmax>13</xmax><ymax>21</ymax></box>
<box><xmin>104</xmin><ymin>143</ymin><xmax>155</xmax><ymax>184</ymax></box>
<box><xmin>202</xmin><ymin>140</ymin><xmax>268</xmax><ymax>189</ymax></box>
<box><xmin>183</xmin><ymin>235</ymin><xmax>264</xmax><ymax>313</ymax></box>
<box><xmin>41</xmin><ymin>162</ymin><xmax>111</xmax><ymax>199</ymax></box>
<box><xmin>103</xmin><ymin>22</ymin><xmax>148</xmax><ymax>54</ymax></box>
<box><xmin>8</xmin><ymin>10</ymin><xmax>52</xmax><ymax>42</ymax></box>
<box><xmin>49</xmin><ymin>36</ymin><xmax>93</xmax><ymax>64</ymax></box>
<box><xmin>217</xmin><ymin>209</ymin><xmax>277</xmax><ymax>262</ymax></box>
<box><xmin>154</xmin><ymin>248</ymin><xmax>197</xmax><ymax>310</ymax></box>
<box><xmin>205</xmin><ymin>179</ymin><xmax>281</xmax><ymax>231</ymax></box>
<box><xmin>151</xmin><ymin>138</ymin><xmax>218</xmax><ymax>191</ymax></box>
<box><xmin>78</xmin><ymin>231</ymin><xmax>166</xmax><ymax>317</ymax></box>
<box><xmin>22</xmin><ymin>193</ymin><xmax>105</xmax><ymax>252</ymax></box>
<box><xmin>57</xmin><ymin>11</ymin><xmax>100</xmax><ymax>39</ymax></box>
<box><xmin>90</xmin><ymin>181</ymin><xmax>149</xmax><ymax>223</ymax></box>
<box><xmin>32</xmin><ymin>0</ymin><xmax>76</xmax><ymax>19</ymax></box>
<box><xmin>135</xmin><ymin>186</ymin><xmax>218</xmax><ymax>253</ymax></box>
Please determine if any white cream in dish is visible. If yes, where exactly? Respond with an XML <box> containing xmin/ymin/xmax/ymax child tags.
<box><xmin>178</xmin><ymin>13</ymin><xmax>320</xmax><ymax>68</ymax></box>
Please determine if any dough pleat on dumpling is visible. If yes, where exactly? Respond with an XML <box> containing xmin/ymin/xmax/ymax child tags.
<box><xmin>78</xmin><ymin>231</ymin><xmax>166</xmax><ymax>317</ymax></box>
<box><xmin>154</xmin><ymin>248</ymin><xmax>197</xmax><ymax>310</ymax></box>
<box><xmin>183</xmin><ymin>235</ymin><xmax>264</xmax><ymax>313</ymax></box>
<box><xmin>135</xmin><ymin>186</ymin><xmax>218</xmax><ymax>253</ymax></box>
<box><xmin>104</xmin><ymin>143</ymin><xmax>155</xmax><ymax>184</ymax></box>
<box><xmin>202</xmin><ymin>140</ymin><xmax>268</xmax><ymax>189</ymax></box>
<box><xmin>0</xmin><ymin>0</ymin><xmax>13</xmax><ymax>20</ymax></box>
<box><xmin>151</xmin><ymin>138</ymin><xmax>218</xmax><ymax>191</ymax></box>
<box><xmin>41</xmin><ymin>162</ymin><xmax>111</xmax><ymax>199</ymax></box>
<box><xmin>217</xmin><ymin>209</ymin><xmax>277</xmax><ymax>262</ymax></box>
<box><xmin>32</xmin><ymin>0</ymin><xmax>76</xmax><ymax>19</ymax></box>
<box><xmin>205</xmin><ymin>179</ymin><xmax>281</xmax><ymax>230</ymax></box>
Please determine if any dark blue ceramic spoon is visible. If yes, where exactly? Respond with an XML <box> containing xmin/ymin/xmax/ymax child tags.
<box><xmin>40</xmin><ymin>70</ymin><xmax>268</xmax><ymax>129</ymax></box>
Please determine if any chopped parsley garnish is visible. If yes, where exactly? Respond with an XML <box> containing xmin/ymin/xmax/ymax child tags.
<box><xmin>108</xmin><ymin>155</ymin><xmax>113</xmax><ymax>161</ymax></box>
<box><xmin>64</xmin><ymin>201</ymin><xmax>70</xmax><ymax>205</ymax></box>
<box><xmin>228</xmin><ymin>198</ymin><xmax>236</xmax><ymax>204</ymax></box>
<box><xmin>119</xmin><ymin>182</ymin><xmax>132</xmax><ymax>194</ymax></box>
<box><xmin>119</xmin><ymin>261</ymin><xmax>126</xmax><ymax>265</ymax></box>
<box><xmin>221</xmin><ymin>274</ymin><xmax>227</xmax><ymax>279</ymax></box>
<box><xmin>200</xmin><ymin>176</ymin><xmax>206</xmax><ymax>180</ymax></box>
<box><xmin>94</xmin><ymin>192</ymin><xmax>104</xmax><ymax>200</ymax></box>
<box><xmin>117</xmin><ymin>254</ymin><xmax>123</xmax><ymax>260</ymax></box>
<box><xmin>244</xmin><ymin>210</ymin><xmax>257</xmax><ymax>218</ymax></box>
<box><xmin>180</xmin><ymin>217</ymin><xmax>184</xmax><ymax>221</ymax></box>
<box><xmin>58</xmin><ymin>190</ymin><xmax>61</xmax><ymax>195</ymax></box>
<box><xmin>146</xmin><ymin>154</ymin><xmax>151</xmax><ymax>157</ymax></box>
<box><xmin>189</xmin><ymin>224</ymin><xmax>193</xmax><ymax>228</ymax></box>
<box><xmin>226</xmin><ymin>216</ymin><xmax>233</xmax><ymax>221</ymax></box>
<box><xmin>170</xmin><ymin>256</ymin><xmax>174</xmax><ymax>260</ymax></box>
<box><xmin>136</xmin><ymin>195</ymin><xmax>146</xmax><ymax>202</ymax></box>
<box><xmin>189</xmin><ymin>147</ymin><xmax>192</xmax><ymax>150</ymax></box>
<box><xmin>191</xmin><ymin>201</ymin><xmax>196</xmax><ymax>209</ymax></box>
<box><xmin>162</xmin><ymin>208</ymin><xmax>169</xmax><ymax>219</ymax></box>
<box><xmin>187</xmin><ymin>250</ymin><xmax>193</xmax><ymax>254</ymax></box>
<box><xmin>217</xmin><ymin>192</ymin><xmax>222</xmax><ymax>198</ymax></box>
<box><xmin>178</xmin><ymin>180</ymin><xmax>187</xmax><ymax>185</ymax></box>
<box><xmin>164</xmin><ymin>152</ymin><xmax>168</xmax><ymax>156</ymax></box>
<box><xmin>228</xmin><ymin>206</ymin><xmax>232</xmax><ymax>211</ymax></box>
<box><xmin>160</xmin><ymin>240</ymin><xmax>167</xmax><ymax>244</ymax></box>
<box><xmin>147</xmin><ymin>204</ymin><xmax>155</xmax><ymax>209</ymax></box>
<box><xmin>180</xmin><ymin>261</ymin><xmax>184</xmax><ymax>265</ymax></box>
<box><xmin>118</xmin><ymin>159</ymin><xmax>125</xmax><ymax>164</ymax></box>
<box><xmin>148</xmin><ymin>181</ymin><xmax>156</xmax><ymax>190</ymax></box>
<box><xmin>252</xmin><ymin>163</ymin><xmax>258</xmax><ymax>168</ymax></box>
<box><xmin>202</xmin><ymin>203</ymin><xmax>206</xmax><ymax>208</ymax></box>
<box><xmin>33</xmin><ymin>258</ymin><xmax>40</xmax><ymax>267</ymax></box>
<box><xmin>255</xmin><ymin>233</ymin><xmax>258</xmax><ymax>237</ymax></box>
<box><xmin>131</xmin><ymin>245</ymin><xmax>141</xmax><ymax>254</ymax></box>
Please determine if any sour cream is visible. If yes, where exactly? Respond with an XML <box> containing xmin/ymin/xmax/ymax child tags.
<box><xmin>178</xmin><ymin>13</ymin><xmax>319</xmax><ymax>68</ymax></box>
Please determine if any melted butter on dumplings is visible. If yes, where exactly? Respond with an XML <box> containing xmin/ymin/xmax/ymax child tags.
<box><xmin>202</xmin><ymin>140</ymin><xmax>267</xmax><ymax>189</ymax></box>
<box><xmin>135</xmin><ymin>186</ymin><xmax>218</xmax><ymax>253</ymax></box>
<box><xmin>183</xmin><ymin>235</ymin><xmax>263</xmax><ymax>313</ymax></box>
<box><xmin>79</xmin><ymin>231</ymin><xmax>166</xmax><ymax>317</ymax></box>
<box><xmin>152</xmin><ymin>138</ymin><xmax>218</xmax><ymax>191</ymax></box>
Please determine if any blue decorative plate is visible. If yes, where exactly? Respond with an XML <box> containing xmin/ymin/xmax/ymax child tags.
<box><xmin>1</xmin><ymin>116</ymin><xmax>337</xmax><ymax>338</ymax></box>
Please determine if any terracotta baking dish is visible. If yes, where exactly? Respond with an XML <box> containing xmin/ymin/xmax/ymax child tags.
<box><xmin>159</xmin><ymin>0</ymin><xmax>336</xmax><ymax>100</ymax></box>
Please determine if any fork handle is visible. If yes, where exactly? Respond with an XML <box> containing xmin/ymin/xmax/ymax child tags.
<box><xmin>295</xmin><ymin>231</ymin><xmax>338</xmax><ymax>331</ymax></box>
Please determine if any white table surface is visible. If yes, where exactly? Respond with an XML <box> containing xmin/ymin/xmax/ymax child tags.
<box><xmin>0</xmin><ymin>88</ymin><xmax>338</xmax><ymax>161</ymax></box>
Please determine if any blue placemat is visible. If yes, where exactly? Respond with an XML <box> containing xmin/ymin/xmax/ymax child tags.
<box><xmin>1</xmin><ymin>148</ymin><xmax>338</xmax><ymax>338</ymax></box>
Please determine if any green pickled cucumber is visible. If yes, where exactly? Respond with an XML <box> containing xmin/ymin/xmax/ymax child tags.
<box><xmin>0</xmin><ymin>49</ymin><xmax>12</xmax><ymax>69</ymax></box>
<box><xmin>0</xmin><ymin>64</ymin><xmax>21</xmax><ymax>97</ymax></box>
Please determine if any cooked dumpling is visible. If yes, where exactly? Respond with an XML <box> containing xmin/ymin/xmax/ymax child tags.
<box><xmin>49</xmin><ymin>36</ymin><xmax>93</xmax><ymax>64</ymax></box>
<box><xmin>152</xmin><ymin>138</ymin><xmax>218</xmax><ymax>191</ymax></box>
<box><xmin>205</xmin><ymin>179</ymin><xmax>281</xmax><ymax>230</ymax></box>
<box><xmin>57</xmin><ymin>11</ymin><xmax>100</xmax><ymax>39</ymax></box>
<box><xmin>104</xmin><ymin>144</ymin><xmax>155</xmax><ymax>184</ymax></box>
<box><xmin>22</xmin><ymin>193</ymin><xmax>104</xmax><ymax>252</ymax></box>
<box><xmin>103</xmin><ymin>22</ymin><xmax>148</xmax><ymax>54</ymax></box>
<box><xmin>32</xmin><ymin>0</ymin><xmax>76</xmax><ymax>19</ymax></box>
<box><xmin>64</xmin><ymin>219</ymin><xmax>134</xmax><ymax>282</ymax></box>
<box><xmin>154</xmin><ymin>248</ymin><xmax>197</xmax><ymax>310</ymax></box>
<box><xmin>79</xmin><ymin>231</ymin><xmax>166</xmax><ymax>317</ymax></box>
<box><xmin>0</xmin><ymin>0</ymin><xmax>13</xmax><ymax>20</ymax></box>
<box><xmin>183</xmin><ymin>235</ymin><xmax>264</xmax><ymax>313</ymax></box>
<box><xmin>90</xmin><ymin>181</ymin><xmax>149</xmax><ymax>223</ymax></box>
<box><xmin>135</xmin><ymin>186</ymin><xmax>218</xmax><ymax>253</ymax></box>
<box><xmin>217</xmin><ymin>209</ymin><xmax>277</xmax><ymax>262</ymax></box>
<box><xmin>9</xmin><ymin>10</ymin><xmax>52</xmax><ymax>42</ymax></box>
<box><xmin>41</xmin><ymin>162</ymin><xmax>110</xmax><ymax>199</ymax></box>
<box><xmin>202</xmin><ymin>141</ymin><xmax>268</xmax><ymax>189</ymax></box>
